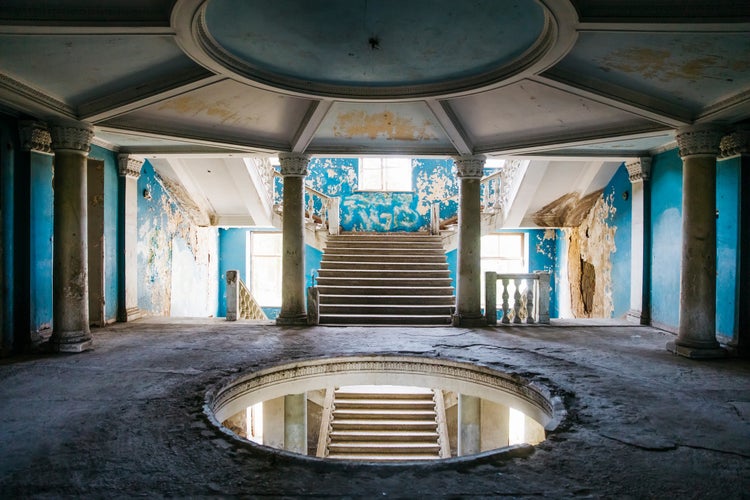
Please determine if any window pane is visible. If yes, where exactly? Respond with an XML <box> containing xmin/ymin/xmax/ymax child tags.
<box><xmin>252</xmin><ymin>232</ymin><xmax>282</xmax><ymax>256</ymax></box>
<box><xmin>251</xmin><ymin>232</ymin><xmax>282</xmax><ymax>307</ymax></box>
<box><xmin>498</xmin><ymin>234</ymin><xmax>523</xmax><ymax>259</ymax></box>
<box><xmin>383</xmin><ymin>158</ymin><xmax>412</xmax><ymax>191</ymax></box>
<box><xmin>359</xmin><ymin>158</ymin><xmax>383</xmax><ymax>190</ymax></box>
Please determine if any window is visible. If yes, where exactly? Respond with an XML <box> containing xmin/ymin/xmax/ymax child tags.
<box><xmin>250</xmin><ymin>232</ymin><xmax>282</xmax><ymax>307</ymax></box>
<box><xmin>480</xmin><ymin>233</ymin><xmax>527</xmax><ymax>307</ymax></box>
<box><xmin>358</xmin><ymin>157</ymin><xmax>412</xmax><ymax>191</ymax></box>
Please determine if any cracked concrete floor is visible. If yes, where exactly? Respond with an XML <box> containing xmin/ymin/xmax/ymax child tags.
<box><xmin>1</xmin><ymin>319</ymin><xmax>749</xmax><ymax>498</ymax></box>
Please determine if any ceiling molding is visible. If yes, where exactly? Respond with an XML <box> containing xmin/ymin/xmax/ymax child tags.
<box><xmin>425</xmin><ymin>100</ymin><xmax>473</xmax><ymax>155</ymax></box>
<box><xmin>533</xmin><ymin>70</ymin><xmax>691</xmax><ymax>127</ymax></box>
<box><xmin>575</xmin><ymin>22</ymin><xmax>750</xmax><ymax>33</ymax></box>
<box><xmin>291</xmin><ymin>100</ymin><xmax>333</xmax><ymax>154</ymax></box>
<box><xmin>695</xmin><ymin>89</ymin><xmax>750</xmax><ymax>124</ymax></box>
<box><xmin>0</xmin><ymin>24</ymin><xmax>174</xmax><ymax>35</ymax></box>
<box><xmin>91</xmin><ymin>135</ymin><xmax>120</xmax><ymax>152</ymax></box>
<box><xmin>306</xmin><ymin>143</ymin><xmax>458</xmax><ymax>156</ymax></box>
<box><xmin>0</xmin><ymin>72</ymin><xmax>75</xmax><ymax>119</ymax></box>
<box><xmin>79</xmin><ymin>69</ymin><xmax>224</xmax><ymax>122</ymax></box>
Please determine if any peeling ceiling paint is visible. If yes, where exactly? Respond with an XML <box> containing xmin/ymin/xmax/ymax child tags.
<box><xmin>332</xmin><ymin>110</ymin><xmax>438</xmax><ymax>141</ymax></box>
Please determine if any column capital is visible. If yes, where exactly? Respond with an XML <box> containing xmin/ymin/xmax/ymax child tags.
<box><xmin>49</xmin><ymin>121</ymin><xmax>94</xmax><ymax>154</ymax></box>
<box><xmin>278</xmin><ymin>152</ymin><xmax>309</xmax><ymax>177</ymax></box>
<box><xmin>453</xmin><ymin>154</ymin><xmax>486</xmax><ymax>178</ymax></box>
<box><xmin>118</xmin><ymin>154</ymin><xmax>143</xmax><ymax>178</ymax></box>
<box><xmin>625</xmin><ymin>157</ymin><xmax>652</xmax><ymax>183</ymax></box>
<box><xmin>675</xmin><ymin>125</ymin><xmax>724</xmax><ymax>159</ymax></box>
<box><xmin>719</xmin><ymin>129</ymin><xmax>750</xmax><ymax>159</ymax></box>
<box><xmin>18</xmin><ymin>120</ymin><xmax>52</xmax><ymax>155</ymax></box>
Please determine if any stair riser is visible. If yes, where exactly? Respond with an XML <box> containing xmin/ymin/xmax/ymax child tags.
<box><xmin>328</xmin><ymin>444</ymin><xmax>441</xmax><ymax>454</ymax></box>
<box><xmin>322</xmin><ymin>254</ymin><xmax>447</xmax><ymax>263</ymax></box>
<box><xmin>317</xmin><ymin>278</ymin><xmax>453</xmax><ymax>287</ymax></box>
<box><xmin>321</xmin><ymin>295</ymin><xmax>454</xmax><ymax>305</ymax></box>
<box><xmin>317</xmin><ymin>286</ymin><xmax>453</xmax><ymax>296</ymax></box>
<box><xmin>324</xmin><ymin>247</ymin><xmax>445</xmax><ymax>255</ymax></box>
<box><xmin>321</xmin><ymin>315</ymin><xmax>453</xmax><ymax>325</ymax></box>
<box><xmin>320</xmin><ymin>305</ymin><xmax>453</xmax><ymax>315</ymax></box>
<box><xmin>330</xmin><ymin>433</ymin><xmax>438</xmax><ymax>442</ymax></box>
<box><xmin>331</xmin><ymin>422</ymin><xmax>438</xmax><ymax>431</ymax></box>
<box><xmin>318</xmin><ymin>270</ymin><xmax>450</xmax><ymax>279</ymax></box>
<box><xmin>320</xmin><ymin>262</ymin><xmax>448</xmax><ymax>271</ymax></box>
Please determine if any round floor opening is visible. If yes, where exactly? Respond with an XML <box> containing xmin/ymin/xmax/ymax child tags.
<box><xmin>206</xmin><ymin>356</ymin><xmax>564</xmax><ymax>462</ymax></box>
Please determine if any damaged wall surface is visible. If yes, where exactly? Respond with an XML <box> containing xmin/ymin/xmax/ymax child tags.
<box><xmin>137</xmin><ymin>160</ymin><xmax>218</xmax><ymax>317</ymax></box>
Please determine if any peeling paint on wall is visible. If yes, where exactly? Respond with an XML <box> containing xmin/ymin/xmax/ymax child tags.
<box><xmin>563</xmin><ymin>190</ymin><xmax>617</xmax><ymax>318</ymax></box>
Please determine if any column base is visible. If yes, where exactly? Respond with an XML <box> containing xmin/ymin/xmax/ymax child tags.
<box><xmin>276</xmin><ymin>313</ymin><xmax>308</xmax><ymax>326</ymax></box>
<box><xmin>626</xmin><ymin>309</ymin><xmax>650</xmax><ymax>325</ymax></box>
<box><xmin>46</xmin><ymin>331</ymin><xmax>93</xmax><ymax>353</ymax></box>
<box><xmin>124</xmin><ymin>307</ymin><xmax>143</xmax><ymax>322</ymax></box>
<box><xmin>452</xmin><ymin>314</ymin><xmax>487</xmax><ymax>327</ymax></box>
<box><xmin>666</xmin><ymin>340</ymin><xmax>727</xmax><ymax>359</ymax></box>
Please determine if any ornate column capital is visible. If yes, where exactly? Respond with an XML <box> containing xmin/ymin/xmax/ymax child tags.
<box><xmin>453</xmin><ymin>154</ymin><xmax>486</xmax><ymax>178</ymax></box>
<box><xmin>719</xmin><ymin>129</ymin><xmax>750</xmax><ymax>159</ymax></box>
<box><xmin>49</xmin><ymin>121</ymin><xmax>94</xmax><ymax>154</ymax></box>
<box><xmin>18</xmin><ymin>120</ymin><xmax>52</xmax><ymax>155</ymax></box>
<box><xmin>625</xmin><ymin>157</ymin><xmax>652</xmax><ymax>183</ymax></box>
<box><xmin>675</xmin><ymin>125</ymin><xmax>724</xmax><ymax>159</ymax></box>
<box><xmin>118</xmin><ymin>154</ymin><xmax>143</xmax><ymax>178</ymax></box>
<box><xmin>278</xmin><ymin>152</ymin><xmax>309</xmax><ymax>177</ymax></box>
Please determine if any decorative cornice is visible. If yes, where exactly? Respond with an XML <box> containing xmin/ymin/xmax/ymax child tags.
<box><xmin>675</xmin><ymin>126</ymin><xmax>723</xmax><ymax>158</ymax></box>
<box><xmin>453</xmin><ymin>155</ymin><xmax>486</xmax><ymax>178</ymax></box>
<box><xmin>278</xmin><ymin>152</ymin><xmax>309</xmax><ymax>177</ymax></box>
<box><xmin>18</xmin><ymin>120</ymin><xmax>52</xmax><ymax>155</ymax></box>
<box><xmin>49</xmin><ymin>122</ymin><xmax>94</xmax><ymax>153</ymax></box>
<box><xmin>719</xmin><ymin>130</ymin><xmax>750</xmax><ymax>159</ymax></box>
<box><xmin>0</xmin><ymin>72</ymin><xmax>76</xmax><ymax>118</ymax></box>
<box><xmin>118</xmin><ymin>154</ymin><xmax>143</xmax><ymax>178</ymax></box>
<box><xmin>625</xmin><ymin>157</ymin><xmax>652</xmax><ymax>183</ymax></box>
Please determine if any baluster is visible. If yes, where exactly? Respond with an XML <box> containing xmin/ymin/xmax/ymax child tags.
<box><xmin>526</xmin><ymin>278</ymin><xmax>535</xmax><ymax>324</ymax></box>
<box><xmin>320</xmin><ymin>197</ymin><xmax>328</xmax><ymax>229</ymax></box>
<box><xmin>307</xmin><ymin>193</ymin><xmax>313</xmax><ymax>223</ymax></box>
<box><xmin>494</xmin><ymin>178</ymin><xmax>502</xmax><ymax>211</ymax></box>
<box><xmin>485</xmin><ymin>271</ymin><xmax>497</xmax><ymax>325</ymax></box>
<box><xmin>513</xmin><ymin>278</ymin><xmax>522</xmax><ymax>323</ymax></box>
<box><xmin>501</xmin><ymin>278</ymin><xmax>511</xmax><ymax>324</ymax></box>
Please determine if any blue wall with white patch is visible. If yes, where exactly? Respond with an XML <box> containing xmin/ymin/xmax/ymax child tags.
<box><xmin>606</xmin><ymin>163</ymin><xmax>632</xmax><ymax>319</ymax></box>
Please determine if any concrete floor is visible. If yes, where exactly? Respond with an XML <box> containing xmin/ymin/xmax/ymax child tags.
<box><xmin>1</xmin><ymin>319</ymin><xmax>749</xmax><ymax>498</ymax></box>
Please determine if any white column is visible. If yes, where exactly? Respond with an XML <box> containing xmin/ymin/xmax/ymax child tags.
<box><xmin>667</xmin><ymin>126</ymin><xmax>726</xmax><ymax>359</ymax></box>
<box><xmin>453</xmin><ymin>155</ymin><xmax>487</xmax><ymax>327</ymax></box>
<box><xmin>625</xmin><ymin>157</ymin><xmax>651</xmax><ymax>325</ymax></box>
<box><xmin>48</xmin><ymin>122</ymin><xmax>94</xmax><ymax>353</ymax></box>
<box><xmin>458</xmin><ymin>394</ymin><xmax>481</xmax><ymax>456</ymax></box>
<box><xmin>276</xmin><ymin>153</ymin><xmax>308</xmax><ymax>325</ymax></box>
<box><xmin>284</xmin><ymin>393</ymin><xmax>307</xmax><ymax>454</ymax></box>
<box><xmin>117</xmin><ymin>154</ymin><xmax>143</xmax><ymax>322</ymax></box>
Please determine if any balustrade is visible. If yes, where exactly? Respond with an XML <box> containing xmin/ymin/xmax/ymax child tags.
<box><xmin>485</xmin><ymin>271</ymin><xmax>551</xmax><ymax>325</ymax></box>
<box><xmin>274</xmin><ymin>172</ymin><xmax>340</xmax><ymax>235</ymax></box>
<box><xmin>225</xmin><ymin>270</ymin><xmax>268</xmax><ymax>321</ymax></box>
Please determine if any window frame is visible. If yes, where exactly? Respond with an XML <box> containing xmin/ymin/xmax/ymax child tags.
<box><xmin>357</xmin><ymin>157</ymin><xmax>413</xmax><ymax>192</ymax></box>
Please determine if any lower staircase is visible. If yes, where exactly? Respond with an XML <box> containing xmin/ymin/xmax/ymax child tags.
<box><xmin>317</xmin><ymin>233</ymin><xmax>454</xmax><ymax>325</ymax></box>
<box><xmin>320</xmin><ymin>386</ymin><xmax>450</xmax><ymax>461</ymax></box>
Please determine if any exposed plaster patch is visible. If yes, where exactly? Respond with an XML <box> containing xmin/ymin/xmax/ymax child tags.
<box><xmin>158</xmin><ymin>95</ymin><xmax>259</xmax><ymax>126</ymax></box>
<box><xmin>414</xmin><ymin>159</ymin><xmax>458</xmax><ymax>216</ymax></box>
<box><xmin>158</xmin><ymin>176</ymin><xmax>212</xmax><ymax>227</ymax></box>
<box><xmin>564</xmin><ymin>191</ymin><xmax>617</xmax><ymax>318</ymax></box>
<box><xmin>332</xmin><ymin>110</ymin><xmax>438</xmax><ymax>141</ymax></box>
<box><xmin>532</xmin><ymin>190</ymin><xmax>603</xmax><ymax>227</ymax></box>
<box><xmin>535</xmin><ymin>229</ymin><xmax>556</xmax><ymax>264</ymax></box>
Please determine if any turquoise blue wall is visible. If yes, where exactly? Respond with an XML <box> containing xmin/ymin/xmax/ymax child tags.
<box><xmin>0</xmin><ymin>116</ymin><xmax>18</xmax><ymax>354</ymax></box>
<box><xmin>717</xmin><ymin>157</ymin><xmax>740</xmax><ymax>338</ymax></box>
<box><xmin>280</xmin><ymin>158</ymin><xmax>461</xmax><ymax>232</ymax></box>
<box><xmin>650</xmin><ymin>149</ymin><xmax>683</xmax><ymax>330</ymax></box>
<box><xmin>606</xmin><ymin>163</ymin><xmax>632</xmax><ymax>318</ymax></box>
<box><xmin>29</xmin><ymin>151</ymin><xmax>54</xmax><ymax>334</ymax></box>
<box><xmin>89</xmin><ymin>145</ymin><xmax>120</xmax><ymax>322</ymax></box>
<box><xmin>217</xmin><ymin>227</ymin><xmax>322</xmax><ymax>319</ymax></box>
<box><xmin>552</xmin><ymin>229</ymin><xmax>566</xmax><ymax>318</ymax></box>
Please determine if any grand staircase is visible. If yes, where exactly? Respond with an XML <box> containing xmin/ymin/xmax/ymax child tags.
<box><xmin>321</xmin><ymin>386</ymin><xmax>450</xmax><ymax>461</ymax></box>
<box><xmin>316</xmin><ymin>233</ymin><xmax>454</xmax><ymax>325</ymax></box>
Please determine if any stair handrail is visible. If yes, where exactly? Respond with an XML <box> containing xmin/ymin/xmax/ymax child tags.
<box><xmin>316</xmin><ymin>387</ymin><xmax>336</xmax><ymax>458</ymax></box>
<box><xmin>485</xmin><ymin>271</ymin><xmax>551</xmax><ymax>325</ymax></box>
<box><xmin>433</xmin><ymin>389</ymin><xmax>452</xmax><ymax>458</ymax></box>
<box><xmin>274</xmin><ymin>171</ymin><xmax>340</xmax><ymax>235</ymax></box>
<box><xmin>225</xmin><ymin>270</ymin><xmax>268</xmax><ymax>321</ymax></box>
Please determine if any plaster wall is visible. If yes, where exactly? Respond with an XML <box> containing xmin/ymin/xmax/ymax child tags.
<box><xmin>716</xmin><ymin>157</ymin><xmax>740</xmax><ymax>339</ymax></box>
<box><xmin>28</xmin><ymin>151</ymin><xmax>54</xmax><ymax>338</ymax></box>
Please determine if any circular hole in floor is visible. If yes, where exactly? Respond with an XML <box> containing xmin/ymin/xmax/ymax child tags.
<box><xmin>206</xmin><ymin>355</ymin><xmax>564</xmax><ymax>462</ymax></box>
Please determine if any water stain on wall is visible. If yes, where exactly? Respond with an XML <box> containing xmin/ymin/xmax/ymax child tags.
<box><xmin>332</xmin><ymin>110</ymin><xmax>438</xmax><ymax>141</ymax></box>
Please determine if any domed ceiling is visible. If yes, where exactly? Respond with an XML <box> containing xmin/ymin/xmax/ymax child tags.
<box><xmin>0</xmin><ymin>0</ymin><xmax>748</xmax><ymax>158</ymax></box>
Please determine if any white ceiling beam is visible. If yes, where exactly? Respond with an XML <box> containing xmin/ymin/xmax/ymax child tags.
<box><xmin>576</xmin><ymin>22</ymin><xmax>750</xmax><ymax>33</ymax></box>
<box><xmin>80</xmin><ymin>70</ymin><xmax>224</xmax><ymax>122</ymax></box>
<box><xmin>425</xmin><ymin>99</ymin><xmax>473</xmax><ymax>155</ymax></box>
<box><xmin>532</xmin><ymin>71</ymin><xmax>691</xmax><ymax>127</ymax></box>
<box><xmin>695</xmin><ymin>89</ymin><xmax>750</xmax><ymax>124</ymax></box>
<box><xmin>291</xmin><ymin>100</ymin><xmax>333</xmax><ymax>153</ymax></box>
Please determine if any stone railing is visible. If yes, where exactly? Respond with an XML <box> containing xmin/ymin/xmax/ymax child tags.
<box><xmin>226</xmin><ymin>270</ymin><xmax>268</xmax><ymax>321</ymax></box>
<box><xmin>480</xmin><ymin>170</ymin><xmax>503</xmax><ymax>213</ymax></box>
<box><xmin>485</xmin><ymin>271</ymin><xmax>551</xmax><ymax>325</ymax></box>
<box><xmin>274</xmin><ymin>172</ymin><xmax>340</xmax><ymax>235</ymax></box>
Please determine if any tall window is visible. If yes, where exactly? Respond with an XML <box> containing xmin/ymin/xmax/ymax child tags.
<box><xmin>250</xmin><ymin>232</ymin><xmax>282</xmax><ymax>307</ymax></box>
<box><xmin>480</xmin><ymin>233</ymin><xmax>527</xmax><ymax>307</ymax></box>
<box><xmin>358</xmin><ymin>157</ymin><xmax>412</xmax><ymax>191</ymax></box>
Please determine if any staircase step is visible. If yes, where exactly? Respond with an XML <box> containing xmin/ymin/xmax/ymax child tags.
<box><xmin>326</xmin><ymin>453</ymin><xmax>441</xmax><ymax>461</ymax></box>
<box><xmin>318</xmin><ymin>269</ymin><xmax>450</xmax><ymax>279</ymax></box>
<box><xmin>329</xmin><ymin>430</ymin><xmax>440</xmax><ymax>441</ymax></box>
<box><xmin>324</xmin><ymin>247</ymin><xmax>445</xmax><ymax>255</ymax></box>
<box><xmin>317</xmin><ymin>277</ymin><xmax>453</xmax><ymax>287</ymax></box>
<box><xmin>330</xmin><ymin>234</ymin><xmax>441</xmax><ymax>242</ymax></box>
<box><xmin>320</xmin><ymin>294</ymin><xmax>454</xmax><ymax>305</ymax></box>
<box><xmin>331</xmin><ymin>419</ymin><xmax>438</xmax><ymax>431</ymax></box>
<box><xmin>320</xmin><ymin>314</ymin><xmax>453</xmax><ymax>325</ymax></box>
<box><xmin>320</xmin><ymin>261</ymin><xmax>448</xmax><ymax>271</ymax></box>
<box><xmin>334</xmin><ymin>399</ymin><xmax>436</xmax><ymax>410</ymax></box>
<box><xmin>317</xmin><ymin>286</ymin><xmax>453</xmax><ymax>296</ymax></box>
<box><xmin>319</xmin><ymin>304</ymin><xmax>453</xmax><ymax>315</ymax></box>
<box><xmin>322</xmin><ymin>253</ymin><xmax>447</xmax><ymax>263</ymax></box>
<box><xmin>333</xmin><ymin>408</ymin><xmax>437</xmax><ymax>419</ymax></box>
<box><xmin>328</xmin><ymin>442</ymin><xmax>441</xmax><ymax>454</ymax></box>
